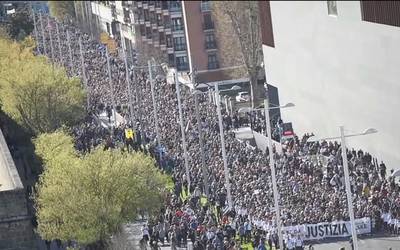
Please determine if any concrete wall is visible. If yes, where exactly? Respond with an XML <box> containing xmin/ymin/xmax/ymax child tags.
<box><xmin>263</xmin><ymin>1</ymin><xmax>400</xmax><ymax>169</ymax></box>
<box><xmin>0</xmin><ymin>129</ymin><xmax>36</xmax><ymax>250</ymax></box>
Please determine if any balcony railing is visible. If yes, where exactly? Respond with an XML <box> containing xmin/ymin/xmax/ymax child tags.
<box><xmin>201</xmin><ymin>2</ymin><xmax>211</xmax><ymax>12</ymax></box>
<box><xmin>203</xmin><ymin>22</ymin><xmax>214</xmax><ymax>30</ymax></box>
<box><xmin>174</xmin><ymin>44</ymin><xmax>186</xmax><ymax>51</ymax></box>
<box><xmin>205</xmin><ymin>41</ymin><xmax>217</xmax><ymax>50</ymax></box>
<box><xmin>172</xmin><ymin>25</ymin><xmax>183</xmax><ymax>31</ymax></box>
<box><xmin>177</xmin><ymin>63</ymin><xmax>189</xmax><ymax>71</ymax></box>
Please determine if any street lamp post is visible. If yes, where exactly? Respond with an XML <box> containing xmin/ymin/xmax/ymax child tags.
<box><xmin>47</xmin><ymin>16</ymin><xmax>55</xmax><ymax>62</ymax></box>
<box><xmin>190</xmin><ymin>70</ymin><xmax>210</xmax><ymax>199</ymax></box>
<box><xmin>66</xmin><ymin>30</ymin><xmax>74</xmax><ymax>75</ymax></box>
<box><xmin>307</xmin><ymin>127</ymin><xmax>377</xmax><ymax>250</ymax></box>
<box><xmin>148</xmin><ymin>60</ymin><xmax>162</xmax><ymax>161</ymax></box>
<box><xmin>31</xmin><ymin>7</ymin><xmax>40</xmax><ymax>55</ymax></box>
<box><xmin>174</xmin><ymin>72</ymin><xmax>191</xmax><ymax>190</ymax></box>
<box><xmin>39</xmin><ymin>12</ymin><xmax>47</xmax><ymax>56</ymax></box>
<box><xmin>120</xmin><ymin>37</ymin><xmax>135</xmax><ymax>126</ymax></box>
<box><xmin>264</xmin><ymin>99</ymin><xmax>283</xmax><ymax>249</ymax></box>
<box><xmin>56</xmin><ymin>22</ymin><xmax>63</xmax><ymax>66</ymax></box>
<box><xmin>340</xmin><ymin>126</ymin><xmax>358</xmax><ymax>250</ymax></box>
<box><xmin>106</xmin><ymin>47</ymin><xmax>117</xmax><ymax>133</ymax></box>
<box><xmin>215</xmin><ymin>84</ymin><xmax>241</xmax><ymax>209</ymax></box>
<box><xmin>78</xmin><ymin>37</ymin><xmax>89</xmax><ymax>109</ymax></box>
<box><xmin>238</xmin><ymin>100</ymin><xmax>295</xmax><ymax>249</ymax></box>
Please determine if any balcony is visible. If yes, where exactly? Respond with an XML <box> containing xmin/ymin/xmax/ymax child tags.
<box><xmin>203</xmin><ymin>22</ymin><xmax>214</xmax><ymax>30</ymax></box>
<box><xmin>201</xmin><ymin>2</ymin><xmax>211</xmax><ymax>12</ymax></box>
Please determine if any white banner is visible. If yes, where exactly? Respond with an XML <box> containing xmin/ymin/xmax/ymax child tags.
<box><xmin>282</xmin><ymin>217</ymin><xmax>371</xmax><ymax>240</ymax></box>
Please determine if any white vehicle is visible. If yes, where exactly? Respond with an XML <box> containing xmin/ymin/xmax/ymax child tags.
<box><xmin>235</xmin><ymin>91</ymin><xmax>250</xmax><ymax>102</ymax></box>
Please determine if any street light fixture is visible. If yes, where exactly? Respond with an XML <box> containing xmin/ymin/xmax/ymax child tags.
<box><xmin>238</xmin><ymin>100</ymin><xmax>295</xmax><ymax>249</ymax></box>
<box><xmin>306</xmin><ymin>126</ymin><xmax>378</xmax><ymax>250</ymax></box>
<box><xmin>193</xmin><ymin>82</ymin><xmax>241</xmax><ymax>209</ymax></box>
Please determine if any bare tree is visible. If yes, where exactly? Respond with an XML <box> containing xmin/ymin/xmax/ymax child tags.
<box><xmin>135</xmin><ymin>38</ymin><xmax>167</xmax><ymax>67</ymax></box>
<box><xmin>213</xmin><ymin>1</ymin><xmax>263</xmax><ymax>108</ymax></box>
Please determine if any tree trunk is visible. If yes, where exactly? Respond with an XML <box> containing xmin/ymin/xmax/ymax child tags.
<box><xmin>249</xmin><ymin>74</ymin><xmax>257</xmax><ymax>109</ymax></box>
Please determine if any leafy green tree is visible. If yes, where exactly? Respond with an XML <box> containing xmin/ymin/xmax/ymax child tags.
<box><xmin>0</xmin><ymin>37</ymin><xmax>85</xmax><ymax>135</ymax></box>
<box><xmin>48</xmin><ymin>1</ymin><xmax>76</xmax><ymax>21</ymax></box>
<box><xmin>34</xmin><ymin>131</ymin><xmax>168</xmax><ymax>248</ymax></box>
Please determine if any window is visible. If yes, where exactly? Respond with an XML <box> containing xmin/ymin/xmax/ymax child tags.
<box><xmin>205</xmin><ymin>33</ymin><xmax>216</xmax><ymax>49</ymax></box>
<box><xmin>203</xmin><ymin>13</ymin><xmax>214</xmax><ymax>30</ymax></box>
<box><xmin>144</xmin><ymin>9</ymin><xmax>149</xmax><ymax>21</ymax></box>
<box><xmin>139</xmin><ymin>25</ymin><xmax>145</xmax><ymax>36</ymax></box>
<box><xmin>162</xmin><ymin>1</ymin><xmax>169</xmax><ymax>10</ymax></box>
<box><xmin>172</xmin><ymin>17</ymin><xmax>183</xmax><ymax>31</ymax></box>
<box><xmin>106</xmin><ymin>22</ymin><xmax>111</xmax><ymax>34</ymax></box>
<box><xmin>146</xmin><ymin>27</ymin><xmax>152</xmax><ymax>39</ymax></box>
<box><xmin>168</xmin><ymin>54</ymin><xmax>175</xmax><ymax>67</ymax></box>
<box><xmin>166</xmin><ymin>35</ymin><xmax>173</xmax><ymax>48</ymax></box>
<box><xmin>169</xmin><ymin>1</ymin><xmax>181</xmax><ymax>12</ymax></box>
<box><xmin>360</xmin><ymin>1</ymin><xmax>400</xmax><ymax>28</ymax></box>
<box><xmin>173</xmin><ymin>37</ymin><xmax>186</xmax><ymax>51</ymax></box>
<box><xmin>157</xmin><ymin>14</ymin><xmax>163</xmax><ymax>26</ymax></box>
<box><xmin>207</xmin><ymin>53</ymin><xmax>219</xmax><ymax>69</ymax></box>
<box><xmin>149</xmin><ymin>12</ymin><xmax>155</xmax><ymax>23</ymax></box>
<box><xmin>159</xmin><ymin>32</ymin><xmax>165</xmax><ymax>44</ymax></box>
<box><xmin>201</xmin><ymin>1</ymin><xmax>211</xmax><ymax>12</ymax></box>
<box><xmin>327</xmin><ymin>1</ymin><xmax>338</xmax><ymax>16</ymax></box>
<box><xmin>164</xmin><ymin>16</ymin><xmax>171</xmax><ymax>29</ymax></box>
<box><xmin>176</xmin><ymin>56</ymin><xmax>188</xmax><ymax>71</ymax></box>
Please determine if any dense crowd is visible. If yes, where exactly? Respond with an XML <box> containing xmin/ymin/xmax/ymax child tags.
<box><xmin>34</xmin><ymin>14</ymin><xmax>400</xmax><ymax>249</ymax></box>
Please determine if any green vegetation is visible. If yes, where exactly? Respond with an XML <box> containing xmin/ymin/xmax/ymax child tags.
<box><xmin>34</xmin><ymin>131</ymin><xmax>169</xmax><ymax>248</ymax></box>
<box><xmin>0</xmin><ymin>37</ymin><xmax>85</xmax><ymax>135</ymax></box>
<box><xmin>48</xmin><ymin>1</ymin><xmax>76</xmax><ymax>21</ymax></box>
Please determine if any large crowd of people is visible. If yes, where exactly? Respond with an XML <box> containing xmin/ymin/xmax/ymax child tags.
<box><xmin>33</xmin><ymin>14</ymin><xmax>400</xmax><ymax>249</ymax></box>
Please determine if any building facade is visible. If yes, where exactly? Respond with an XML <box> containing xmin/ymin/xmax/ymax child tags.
<box><xmin>182</xmin><ymin>0</ymin><xmax>249</xmax><ymax>84</ymax></box>
<box><xmin>259</xmin><ymin>1</ymin><xmax>400</xmax><ymax>168</ymax></box>
<box><xmin>0</xmin><ymin>128</ymin><xmax>36</xmax><ymax>250</ymax></box>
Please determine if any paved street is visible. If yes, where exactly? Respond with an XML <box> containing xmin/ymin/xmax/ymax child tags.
<box><xmin>310</xmin><ymin>237</ymin><xmax>400</xmax><ymax>250</ymax></box>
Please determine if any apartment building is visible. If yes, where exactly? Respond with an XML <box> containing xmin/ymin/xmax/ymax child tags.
<box><xmin>259</xmin><ymin>1</ymin><xmax>400</xmax><ymax>168</ymax></box>
<box><xmin>182</xmin><ymin>1</ymin><xmax>248</xmax><ymax>84</ymax></box>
